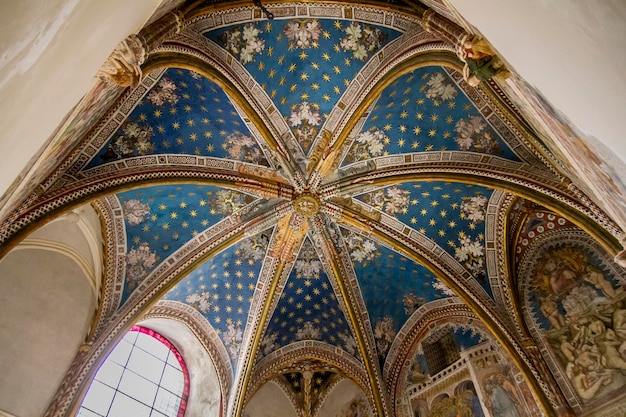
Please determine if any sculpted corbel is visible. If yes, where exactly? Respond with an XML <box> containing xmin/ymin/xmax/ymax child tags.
<box><xmin>97</xmin><ymin>10</ymin><xmax>186</xmax><ymax>87</ymax></box>
<box><xmin>97</xmin><ymin>34</ymin><xmax>147</xmax><ymax>87</ymax></box>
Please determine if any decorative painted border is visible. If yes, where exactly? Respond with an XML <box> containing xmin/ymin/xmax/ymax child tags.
<box><xmin>309</xmin><ymin>215</ymin><xmax>388</xmax><ymax>412</ymax></box>
<box><xmin>187</xmin><ymin>3</ymin><xmax>423</xmax><ymax>35</ymax></box>
<box><xmin>484</xmin><ymin>190</ymin><xmax>526</xmax><ymax>336</ymax></box>
<box><xmin>91</xmin><ymin>196</ymin><xmax>127</xmax><ymax>338</ymax></box>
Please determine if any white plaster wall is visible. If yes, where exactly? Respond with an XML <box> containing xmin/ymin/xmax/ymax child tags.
<box><xmin>0</xmin><ymin>249</ymin><xmax>96</xmax><ymax>417</ymax></box>
<box><xmin>138</xmin><ymin>318</ymin><xmax>222</xmax><ymax>417</ymax></box>
<box><xmin>244</xmin><ymin>381</ymin><xmax>298</xmax><ymax>417</ymax></box>
<box><xmin>28</xmin><ymin>204</ymin><xmax>104</xmax><ymax>295</ymax></box>
<box><xmin>447</xmin><ymin>0</ymin><xmax>626</xmax><ymax>167</ymax></box>
<box><xmin>317</xmin><ymin>379</ymin><xmax>367</xmax><ymax>416</ymax></box>
<box><xmin>0</xmin><ymin>0</ymin><xmax>162</xmax><ymax>196</ymax></box>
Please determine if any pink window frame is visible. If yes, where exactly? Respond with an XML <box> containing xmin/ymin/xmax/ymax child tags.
<box><xmin>130</xmin><ymin>325</ymin><xmax>190</xmax><ymax>417</ymax></box>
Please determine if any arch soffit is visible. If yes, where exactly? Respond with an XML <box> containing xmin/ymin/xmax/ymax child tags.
<box><xmin>249</xmin><ymin>340</ymin><xmax>373</xmax><ymax>412</ymax></box>
<box><xmin>140</xmin><ymin>299</ymin><xmax>234</xmax><ymax>417</ymax></box>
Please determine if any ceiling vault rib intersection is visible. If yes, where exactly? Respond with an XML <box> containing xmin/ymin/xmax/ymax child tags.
<box><xmin>5</xmin><ymin>2</ymin><xmax>625</xmax><ymax>417</ymax></box>
<box><xmin>309</xmin><ymin>214</ymin><xmax>390</xmax><ymax>416</ymax></box>
<box><xmin>231</xmin><ymin>212</ymin><xmax>308</xmax><ymax>417</ymax></box>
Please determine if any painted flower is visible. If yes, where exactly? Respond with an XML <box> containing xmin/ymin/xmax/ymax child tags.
<box><xmin>294</xmin><ymin>258</ymin><xmax>322</xmax><ymax>279</ymax></box>
<box><xmin>453</xmin><ymin>116</ymin><xmax>500</xmax><ymax>154</ymax></box>
<box><xmin>260</xmin><ymin>331</ymin><xmax>279</xmax><ymax>356</ymax></box>
<box><xmin>125</xmin><ymin>242</ymin><xmax>157</xmax><ymax>289</ymax></box>
<box><xmin>454</xmin><ymin>235</ymin><xmax>485</xmax><ymax>276</ymax></box>
<box><xmin>122</xmin><ymin>199</ymin><xmax>150</xmax><ymax>226</ymax></box>
<box><xmin>223</xmin><ymin>322</ymin><xmax>243</xmax><ymax>362</ymax></box>
<box><xmin>403</xmin><ymin>293</ymin><xmax>425</xmax><ymax>315</ymax></box>
<box><xmin>339</xmin><ymin>22</ymin><xmax>387</xmax><ymax>61</ymax></box>
<box><xmin>186</xmin><ymin>291</ymin><xmax>213</xmax><ymax>314</ymax></box>
<box><xmin>289</xmin><ymin>102</ymin><xmax>322</xmax><ymax>150</ymax></box>
<box><xmin>210</xmin><ymin>189</ymin><xmax>247</xmax><ymax>215</ymax></box>
<box><xmin>295</xmin><ymin>321</ymin><xmax>322</xmax><ymax>341</ymax></box>
<box><xmin>425</xmin><ymin>72</ymin><xmax>458</xmax><ymax>101</ymax></box>
<box><xmin>384</xmin><ymin>186</ymin><xmax>410</xmax><ymax>215</ymax></box>
<box><xmin>358</xmin><ymin>130</ymin><xmax>385</xmax><ymax>156</ymax></box>
<box><xmin>374</xmin><ymin>316</ymin><xmax>396</xmax><ymax>357</ymax></box>
<box><xmin>223</xmin><ymin>28</ymin><xmax>242</xmax><ymax>55</ymax></box>
<box><xmin>339</xmin><ymin>332</ymin><xmax>358</xmax><ymax>356</ymax></box>
<box><xmin>224</xmin><ymin>133</ymin><xmax>266</xmax><ymax>164</ymax></box>
<box><xmin>348</xmin><ymin>129</ymin><xmax>387</xmax><ymax>162</ymax></box>
<box><xmin>220</xmin><ymin>23</ymin><xmax>265</xmax><ymax>64</ymax></box>
<box><xmin>433</xmin><ymin>280</ymin><xmax>456</xmax><ymax>297</ymax></box>
<box><xmin>237</xmin><ymin>234</ymin><xmax>269</xmax><ymax>263</ymax></box>
<box><xmin>460</xmin><ymin>194</ymin><xmax>488</xmax><ymax>223</ymax></box>
<box><xmin>474</xmin><ymin>131</ymin><xmax>501</xmax><ymax>154</ymax></box>
<box><xmin>345</xmin><ymin>232</ymin><xmax>379</xmax><ymax>263</ymax></box>
<box><xmin>283</xmin><ymin>20</ymin><xmax>322</xmax><ymax>49</ymax></box>
<box><xmin>104</xmin><ymin>118</ymin><xmax>155</xmax><ymax>160</ymax></box>
<box><xmin>147</xmin><ymin>77</ymin><xmax>178</xmax><ymax>106</ymax></box>
<box><xmin>455</xmin><ymin>134</ymin><xmax>474</xmax><ymax>151</ymax></box>
<box><xmin>364</xmin><ymin>186</ymin><xmax>410</xmax><ymax>216</ymax></box>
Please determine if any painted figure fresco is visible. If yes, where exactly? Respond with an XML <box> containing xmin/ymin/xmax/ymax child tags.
<box><xmin>427</xmin><ymin>387</ymin><xmax>484</xmax><ymax>417</ymax></box>
<box><xmin>483</xmin><ymin>373</ymin><xmax>522</xmax><ymax>417</ymax></box>
<box><xmin>336</xmin><ymin>392</ymin><xmax>373</xmax><ymax>417</ymax></box>
<box><xmin>531</xmin><ymin>246</ymin><xmax>626</xmax><ymax>403</ymax></box>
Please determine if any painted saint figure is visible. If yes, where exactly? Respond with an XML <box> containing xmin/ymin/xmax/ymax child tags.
<box><xmin>483</xmin><ymin>374</ymin><xmax>522</xmax><ymax>417</ymax></box>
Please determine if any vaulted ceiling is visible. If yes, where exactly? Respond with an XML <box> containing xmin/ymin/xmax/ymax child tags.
<box><xmin>2</xmin><ymin>2</ymin><xmax>626</xmax><ymax>417</ymax></box>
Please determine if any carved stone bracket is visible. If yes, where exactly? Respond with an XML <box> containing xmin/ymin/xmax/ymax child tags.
<box><xmin>421</xmin><ymin>9</ymin><xmax>466</xmax><ymax>47</ymax></box>
<box><xmin>97</xmin><ymin>10</ymin><xmax>185</xmax><ymax>87</ymax></box>
<box><xmin>97</xmin><ymin>34</ymin><xmax>147</xmax><ymax>87</ymax></box>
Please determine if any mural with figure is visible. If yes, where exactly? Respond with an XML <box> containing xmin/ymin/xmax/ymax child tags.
<box><xmin>529</xmin><ymin>245</ymin><xmax>626</xmax><ymax>404</ymax></box>
<box><xmin>407</xmin><ymin>333</ymin><xmax>541</xmax><ymax>417</ymax></box>
<box><xmin>427</xmin><ymin>384</ymin><xmax>484</xmax><ymax>417</ymax></box>
<box><xmin>335</xmin><ymin>391</ymin><xmax>373</xmax><ymax>417</ymax></box>
<box><xmin>482</xmin><ymin>373</ymin><xmax>522</xmax><ymax>417</ymax></box>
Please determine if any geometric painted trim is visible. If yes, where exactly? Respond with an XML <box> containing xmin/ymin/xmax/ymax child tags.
<box><xmin>0</xmin><ymin>166</ymin><xmax>292</xmax><ymax>249</ymax></box>
<box><xmin>485</xmin><ymin>189</ymin><xmax>526</xmax><ymax>336</ymax></box>
<box><xmin>187</xmin><ymin>3</ymin><xmax>423</xmax><ymax>35</ymax></box>
<box><xmin>308</xmin><ymin>217</ymin><xmax>385</xmax><ymax>413</ymax></box>
<box><xmin>91</xmin><ymin>196</ymin><xmax>128</xmax><ymax>339</ymax></box>
<box><xmin>308</xmin><ymin>218</ymin><xmax>370</xmax><ymax>366</ymax></box>
<box><xmin>228</xmin><ymin>216</ymin><xmax>306</xmax><ymax>417</ymax></box>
